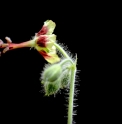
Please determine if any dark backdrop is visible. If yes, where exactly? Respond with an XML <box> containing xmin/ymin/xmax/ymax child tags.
<box><xmin>0</xmin><ymin>1</ymin><xmax>106</xmax><ymax>124</ymax></box>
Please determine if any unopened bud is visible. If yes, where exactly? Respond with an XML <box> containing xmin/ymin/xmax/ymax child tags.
<box><xmin>60</xmin><ymin>69</ymin><xmax>71</xmax><ymax>88</ymax></box>
<box><xmin>42</xmin><ymin>64</ymin><xmax>62</xmax><ymax>82</ymax></box>
<box><xmin>44</xmin><ymin>79</ymin><xmax>61</xmax><ymax>96</ymax></box>
<box><xmin>61</xmin><ymin>73</ymin><xmax>70</xmax><ymax>88</ymax></box>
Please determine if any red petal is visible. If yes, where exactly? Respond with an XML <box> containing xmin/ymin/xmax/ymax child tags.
<box><xmin>37</xmin><ymin>36</ymin><xmax>47</xmax><ymax>47</ymax></box>
<box><xmin>37</xmin><ymin>26</ymin><xmax>48</xmax><ymax>36</ymax></box>
<box><xmin>39</xmin><ymin>50</ymin><xmax>50</xmax><ymax>59</ymax></box>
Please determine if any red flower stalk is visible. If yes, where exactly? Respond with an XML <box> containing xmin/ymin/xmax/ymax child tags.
<box><xmin>0</xmin><ymin>20</ymin><xmax>60</xmax><ymax>64</ymax></box>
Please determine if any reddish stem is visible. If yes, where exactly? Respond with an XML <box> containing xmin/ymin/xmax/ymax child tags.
<box><xmin>8</xmin><ymin>40</ymin><xmax>33</xmax><ymax>50</ymax></box>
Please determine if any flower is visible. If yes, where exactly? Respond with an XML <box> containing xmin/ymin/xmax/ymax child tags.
<box><xmin>32</xmin><ymin>20</ymin><xmax>60</xmax><ymax>64</ymax></box>
<box><xmin>0</xmin><ymin>20</ymin><xmax>60</xmax><ymax>64</ymax></box>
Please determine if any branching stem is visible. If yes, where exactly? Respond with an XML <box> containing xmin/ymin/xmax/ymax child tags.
<box><xmin>54</xmin><ymin>43</ymin><xmax>77</xmax><ymax>124</ymax></box>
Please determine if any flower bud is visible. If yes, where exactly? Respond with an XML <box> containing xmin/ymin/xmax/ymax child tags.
<box><xmin>61</xmin><ymin>73</ymin><xmax>70</xmax><ymax>88</ymax></box>
<box><xmin>42</xmin><ymin>64</ymin><xmax>62</xmax><ymax>82</ymax></box>
<box><xmin>60</xmin><ymin>69</ymin><xmax>71</xmax><ymax>88</ymax></box>
<box><xmin>41</xmin><ymin>58</ymin><xmax>74</xmax><ymax>96</ymax></box>
<box><xmin>44</xmin><ymin>79</ymin><xmax>61</xmax><ymax>96</ymax></box>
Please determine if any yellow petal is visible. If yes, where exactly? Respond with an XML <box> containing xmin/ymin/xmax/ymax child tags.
<box><xmin>46</xmin><ymin>45</ymin><xmax>60</xmax><ymax>63</ymax></box>
<box><xmin>44</xmin><ymin>20</ymin><xmax>56</xmax><ymax>35</ymax></box>
<box><xmin>45</xmin><ymin>53</ymin><xmax>60</xmax><ymax>64</ymax></box>
<box><xmin>46</xmin><ymin>34</ymin><xmax>56</xmax><ymax>48</ymax></box>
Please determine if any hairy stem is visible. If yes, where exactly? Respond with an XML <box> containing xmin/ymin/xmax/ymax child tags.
<box><xmin>59</xmin><ymin>58</ymin><xmax>74</xmax><ymax>66</ymax></box>
<box><xmin>54</xmin><ymin>43</ymin><xmax>76</xmax><ymax>124</ymax></box>
<box><xmin>68</xmin><ymin>65</ymin><xmax>76</xmax><ymax>124</ymax></box>
<box><xmin>54</xmin><ymin>43</ymin><xmax>69</xmax><ymax>58</ymax></box>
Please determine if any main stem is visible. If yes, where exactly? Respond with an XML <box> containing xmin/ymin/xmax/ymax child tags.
<box><xmin>68</xmin><ymin>66</ymin><xmax>76</xmax><ymax>124</ymax></box>
<box><xmin>54</xmin><ymin>43</ymin><xmax>76</xmax><ymax>124</ymax></box>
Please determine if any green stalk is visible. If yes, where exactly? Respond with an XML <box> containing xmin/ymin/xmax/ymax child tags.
<box><xmin>54</xmin><ymin>43</ymin><xmax>69</xmax><ymax>58</ymax></box>
<box><xmin>68</xmin><ymin>65</ymin><xmax>76</xmax><ymax>124</ymax></box>
<box><xmin>54</xmin><ymin>43</ymin><xmax>77</xmax><ymax>124</ymax></box>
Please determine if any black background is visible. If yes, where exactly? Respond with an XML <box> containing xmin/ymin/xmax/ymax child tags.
<box><xmin>0</xmin><ymin>1</ymin><xmax>108</xmax><ymax>124</ymax></box>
